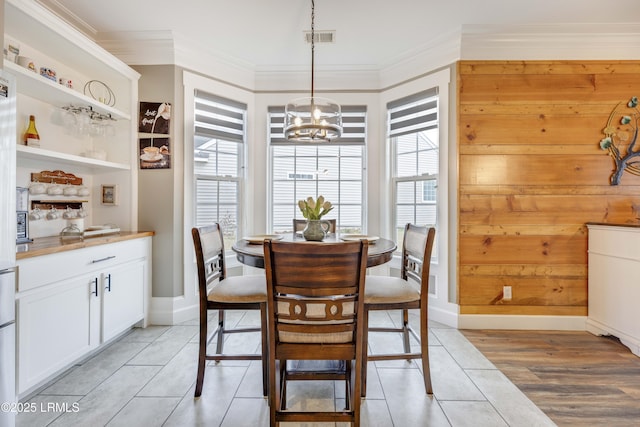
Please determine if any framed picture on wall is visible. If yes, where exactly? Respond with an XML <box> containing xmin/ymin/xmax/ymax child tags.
<box><xmin>101</xmin><ymin>184</ymin><xmax>118</xmax><ymax>206</ymax></box>
<box><xmin>138</xmin><ymin>102</ymin><xmax>171</xmax><ymax>134</ymax></box>
<box><xmin>139</xmin><ymin>137</ymin><xmax>171</xmax><ymax>169</ymax></box>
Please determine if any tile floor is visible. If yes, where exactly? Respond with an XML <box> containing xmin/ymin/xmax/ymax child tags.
<box><xmin>16</xmin><ymin>310</ymin><xmax>556</xmax><ymax>426</ymax></box>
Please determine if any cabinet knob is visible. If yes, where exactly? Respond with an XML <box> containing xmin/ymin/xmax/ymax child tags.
<box><xmin>105</xmin><ymin>273</ymin><xmax>111</xmax><ymax>292</ymax></box>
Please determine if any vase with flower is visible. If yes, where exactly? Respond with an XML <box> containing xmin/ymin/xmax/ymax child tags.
<box><xmin>297</xmin><ymin>195</ymin><xmax>333</xmax><ymax>241</ymax></box>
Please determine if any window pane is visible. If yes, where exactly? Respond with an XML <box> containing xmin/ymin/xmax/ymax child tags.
<box><xmin>295</xmin><ymin>181</ymin><xmax>317</xmax><ymax>200</ymax></box>
<box><xmin>340</xmin><ymin>157</ymin><xmax>363</xmax><ymax>180</ymax></box>
<box><xmin>273</xmin><ymin>157</ymin><xmax>295</xmax><ymax>180</ymax></box>
<box><xmin>397</xmin><ymin>152</ymin><xmax>417</xmax><ymax>177</ymax></box>
<box><xmin>272</xmin><ymin>181</ymin><xmax>294</xmax><ymax>204</ymax></box>
<box><xmin>340</xmin><ymin>181</ymin><xmax>362</xmax><ymax>204</ymax></box>
<box><xmin>317</xmin><ymin>181</ymin><xmax>339</xmax><ymax>201</ymax></box>
<box><xmin>397</xmin><ymin>181</ymin><xmax>416</xmax><ymax>204</ymax></box>
<box><xmin>317</xmin><ymin>157</ymin><xmax>339</xmax><ymax>180</ymax></box>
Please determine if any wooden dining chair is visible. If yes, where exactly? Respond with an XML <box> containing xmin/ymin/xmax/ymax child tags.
<box><xmin>191</xmin><ymin>224</ymin><xmax>268</xmax><ymax>398</ymax></box>
<box><xmin>361</xmin><ymin>223</ymin><xmax>436</xmax><ymax>397</ymax></box>
<box><xmin>292</xmin><ymin>218</ymin><xmax>336</xmax><ymax>234</ymax></box>
<box><xmin>263</xmin><ymin>239</ymin><xmax>368</xmax><ymax>427</ymax></box>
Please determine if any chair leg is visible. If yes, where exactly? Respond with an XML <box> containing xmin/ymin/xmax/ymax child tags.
<box><xmin>195</xmin><ymin>308</ymin><xmax>208</xmax><ymax>398</ymax></box>
<box><xmin>215</xmin><ymin>309</ymin><xmax>225</xmax><ymax>355</ymax></box>
<box><xmin>420</xmin><ymin>305</ymin><xmax>433</xmax><ymax>394</ymax></box>
<box><xmin>361</xmin><ymin>308</ymin><xmax>369</xmax><ymax>398</ymax></box>
<box><xmin>280</xmin><ymin>360</ymin><xmax>288</xmax><ymax>410</ymax></box>
<box><xmin>345</xmin><ymin>360</ymin><xmax>351</xmax><ymax>410</ymax></box>
<box><xmin>260</xmin><ymin>303</ymin><xmax>268</xmax><ymax>397</ymax></box>
<box><xmin>269</xmin><ymin>357</ymin><xmax>278</xmax><ymax>427</ymax></box>
<box><xmin>402</xmin><ymin>308</ymin><xmax>411</xmax><ymax>354</ymax></box>
<box><xmin>352</xmin><ymin>358</ymin><xmax>361</xmax><ymax>427</ymax></box>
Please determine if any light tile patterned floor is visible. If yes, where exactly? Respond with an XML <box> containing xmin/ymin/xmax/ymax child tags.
<box><xmin>16</xmin><ymin>310</ymin><xmax>556</xmax><ymax>426</ymax></box>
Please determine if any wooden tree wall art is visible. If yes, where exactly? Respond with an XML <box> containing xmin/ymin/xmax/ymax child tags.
<box><xmin>599</xmin><ymin>96</ymin><xmax>640</xmax><ymax>185</ymax></box>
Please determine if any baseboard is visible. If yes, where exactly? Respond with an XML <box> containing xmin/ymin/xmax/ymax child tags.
<box><xmin>458</xmin><ymin>314</ymin><xmax>587</xmax><ymax>331</ymax></box>
<box><xmin>149</xmin><ymin>296</ymin><xmax>199</xmax><ymax>325</ymax></box>
<box><xmin>430</xmin><ymin>305</ymin><xmax>459</xmax><ymax>328</ymax></box>
<box><xmin>586</xmin><ymin>318</ymin><xmax>640</xmax><ymax>357</ymax></box>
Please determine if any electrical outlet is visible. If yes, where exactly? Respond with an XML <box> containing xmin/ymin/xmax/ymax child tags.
<box><xmin>503</xmin><ymin>286</ymin><xmax>512</xmax><ymax>301</ymax></box>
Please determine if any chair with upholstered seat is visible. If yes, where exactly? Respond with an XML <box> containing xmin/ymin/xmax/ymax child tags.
<box><xmin>293</xmin><ymin>218</ymin><xmax>336</xmax><ymax>235</ymax></box>
<box><xmin>263</xmin><ymin>238</ymin><xmax>368</xmax><ymax>426</ymax></box>
<box><xmin>361</xmin><ymin>223</ymin><xmax>436</xmax><ymax>396</ymax></box>
<box><xmin>192</xmin><ymin>224</ymin><xmax>268</xmax><ymax>398</ymax></box>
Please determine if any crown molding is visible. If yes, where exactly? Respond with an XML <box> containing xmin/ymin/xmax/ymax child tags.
<box><xmin>92</xmin><ymin>23</ymin><xmax>640</xmax><ymax>92</ymax></box>
<box><xmin>379</xmin><ymin>29</ymin><xmax>462</xmax><ymax>90</ymax></box>
<box><xmin>461</xmin><ymin>23</ymin><xmax>640</xmax><ymax>60</ymax></box>
<box><xmin>35</xmin><ymin>0</ymin><xmax>97</xmax><ymax>40</ymax></box>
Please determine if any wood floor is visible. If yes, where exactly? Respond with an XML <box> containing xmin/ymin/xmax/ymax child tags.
<box><xmin>461</xmin><ymin>329</ymin><xmax>640</xmax><ymax>427</ymax></box>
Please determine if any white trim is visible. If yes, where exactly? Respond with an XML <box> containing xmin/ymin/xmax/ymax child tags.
<box><xmin>587</xmin><ymin>318</ymin><xmax>640</xmax><ymax>357</ymax></box>
<box><xmin>461</xmin><ymin>24</ymin><xmax>640</xmax><ymax>60</ymax></box>
<box><xmin>149</xmin><ymin>296</ymin><xmax>198</xmax><ymax>326</ymax></box>
<box><xmin>430</xmin><ymin>305</ymin><xmax>459</xmax><ymax>329</ymax></box>
<box><xmin>459</xmin><ymin>314</ymin><xmax>587</xmax><ymax>331</ymax></box>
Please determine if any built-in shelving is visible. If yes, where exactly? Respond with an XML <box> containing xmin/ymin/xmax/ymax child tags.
<box><xmin>3</xmin><ymin>61</ymin><xmax>130</xmax><ymax>121</ymax></box>
<box><xmin>6</xmin><ymin>0</ymin><xmax>140</xmax><ymax>234</ymax></box>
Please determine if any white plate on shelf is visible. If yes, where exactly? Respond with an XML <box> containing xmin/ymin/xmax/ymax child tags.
<box><xmin>243</xmin><ymin>234</ymin><xmax>284</xmax><ymax>244</ymax></box>
<box><xmin>340</xmin><ymin>234</ymin><xmax>379</xmax><ymax>243</ymax></box>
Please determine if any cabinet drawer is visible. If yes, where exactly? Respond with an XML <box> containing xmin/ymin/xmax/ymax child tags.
<box><xmin>17</xmin><ymin>238</ymin><xmax>150</xmax><ymax>292</ymax></box>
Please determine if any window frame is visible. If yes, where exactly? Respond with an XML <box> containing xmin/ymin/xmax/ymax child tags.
<box><xmin>389</xmin><ymin>90</ymin><xmax>440</xmax><ymax>258</ymax></box>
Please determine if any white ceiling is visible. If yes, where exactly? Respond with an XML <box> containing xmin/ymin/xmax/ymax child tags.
<box><xmin>39</xmin><ymin>0</ymin><xmax>640</xmax><ymax>72</ymax></box>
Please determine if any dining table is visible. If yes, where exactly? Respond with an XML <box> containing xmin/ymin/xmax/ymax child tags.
<box><xmin>232</xmin><ymin>233</ymin><xmax>397</xmax><ymax>269</ymax></box>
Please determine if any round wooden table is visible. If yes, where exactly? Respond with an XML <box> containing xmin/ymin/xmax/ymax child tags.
<box><xmin>232</xmin><ymin>233</ymin><xmax>397</xmax><ymax>268</ymax></box>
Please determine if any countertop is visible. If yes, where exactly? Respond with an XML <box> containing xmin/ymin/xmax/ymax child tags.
<box><xmin>16</xmin><ymin>231</ymin><xmax>155</xmax><ymax>260</ymax></box>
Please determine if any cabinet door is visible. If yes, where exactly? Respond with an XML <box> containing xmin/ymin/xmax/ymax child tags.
<box><xmin>101</xmin><ymin>260</ymin><xmax>145</xmax><ymax>342</ymax></box>
<box><xmin>17</xmin><ymin>276</ymin><xmax>100</xmax><ymax>394</ymax></box>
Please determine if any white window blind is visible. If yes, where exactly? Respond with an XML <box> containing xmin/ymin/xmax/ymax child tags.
<box><xmin>268</xmin><ymin>106</ymin><xmax>367</xmax><ymax>234</ymax></box>
<box><xmin>388</xmin><ymin>88</ymin><xmax>438</xmax><ymax>138</ymax></box>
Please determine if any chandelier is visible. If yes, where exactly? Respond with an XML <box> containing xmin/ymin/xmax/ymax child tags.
<box><xmin>284</xmin><ymin>0</ymin><xmax>342</xmax><ymax>142</ymax></box>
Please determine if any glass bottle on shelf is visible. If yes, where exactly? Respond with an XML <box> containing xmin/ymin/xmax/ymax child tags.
<box><xmin>24</xmin><ymin>115</ymin><xmax>40</xmax><ymax>147</ymax></box>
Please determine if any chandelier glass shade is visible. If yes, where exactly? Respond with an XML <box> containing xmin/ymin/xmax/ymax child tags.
<box><xmin>284</xmin><ymin>0</ymin><xmax>342</xmax><ymax>142</ymax></box>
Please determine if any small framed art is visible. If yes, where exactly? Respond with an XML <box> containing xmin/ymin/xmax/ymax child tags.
<box><xmin>101</xmin><ymin>184</ymin><xmax>118</xmax><ymax>206</ymax></box>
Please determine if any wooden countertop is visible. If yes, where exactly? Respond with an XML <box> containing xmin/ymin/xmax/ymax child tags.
<box><xmin>16</xmin><ymin>231</ymin><xmax>155</xmax><ymax>260</ymax></box>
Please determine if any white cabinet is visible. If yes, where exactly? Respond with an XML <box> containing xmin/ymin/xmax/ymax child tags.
<box><xmin>101</xmin><ymin>259</ymin><xmax>145</xmax><ymax>342</ymax></box>
<box><xmin>586</xmin><ymin>223</ymin><xmax>640</xmax><ymax>357</ymax></box>
<box><xmin>4</xmin><ymin>0</ymin><xmax>140</xmax><ymax>235</ymax></box>
<box><xmin>16</xmin><ymin>236</ymin><xmax>151</xmax><ymax>396</ymax></box>
<box><xmin>17</xmin><ymin>275</ymin><xmax>100</xmax><ymax>393</ymax></box>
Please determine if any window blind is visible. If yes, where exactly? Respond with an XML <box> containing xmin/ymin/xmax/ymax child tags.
<box><xmin>195</xmin><ymin>90</ymin><xmax>246</xmax><ymax>143</ymax></box>
<box><xmin>387</xmin><ymin>88</ymin><xmax>438</xmax><ymax>138</ymax></box>
<box><xmin>269</xmin><ymin>105</ymin><xmax>367</xmax><ymax>145</ymax></box>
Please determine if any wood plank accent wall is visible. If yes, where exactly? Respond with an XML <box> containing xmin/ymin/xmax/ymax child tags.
<box><xmin>457</xmin><ymin>60</ymin><xmax>640</xmax><ymax>316</ymax></box>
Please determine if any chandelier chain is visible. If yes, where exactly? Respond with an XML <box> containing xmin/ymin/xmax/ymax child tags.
<box><xmin>311</xmin><ymin>0</ymin><xmax>315</xmax><ymax>102</ymax></box>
